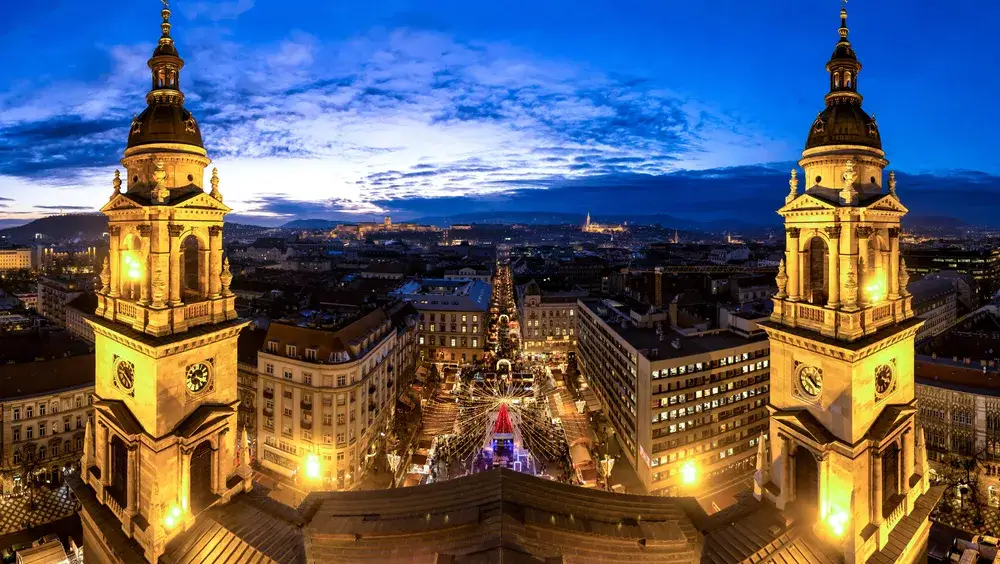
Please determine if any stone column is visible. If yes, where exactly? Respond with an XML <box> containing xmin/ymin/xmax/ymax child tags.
<box><xmin>126</xmin><ymin>445</ymin><xmax>138</xmax><ymax>513</ymax></box>
<box><xmin>888</xmin><ymin>228</ymin><xmax>900</xmax><ymax>299</ymax></box>
<box><xmin>180</xmin><ymin>447</ymin><xmax>192</xmax><ymax>512</ymax></box>
<box><xmin>856</xmin><ymin>226</ymin><xmax>873</xmax><ymax>307</ymax></box>
<box><xmin>198</xmin><ymin>247</ymin><xmax>210</xmax><ymax>299</ymax></box>
<box><xmin>902</xmin><ymin>429</ymin><xmax>914</xmax><ymax>495</ymax></box>
<box><xmin>208</xmin><ymin>226</ymin><xmax>222</xmax><ymax>298</ymax></box>
<box><xmin>108</xmin><ymin>227</ymin><xmax>121</xmax><ymax>298</ymax></box>
<box><xmin>137</xmin><ymin>225</ymin><xmax>152</xmax><ymax>305</ymax></box>
<box><xmin>168</xmin><ymin>224</ymin><xmax>184</xmax><ymax>305</ymax></box>
<box><xmin>826</xmin><ymin>226</ymin><xmax>841</xmax><ymax>308</ymax></box>
<box><xmin>96</xmin><ymin>424</ymin><xmax>110</xmax><ymax>486</ymax></box>
<box><xmin>150</xmin><ymin>221</ymin><xmax>169</xmax><ymax>309</ymax></box>
<box><xmin>872</xmin><ymin>450</ymin><xmax>884</xmax><ymax>526</ymax></box>
<box><xmin>786</xmin><ymin>228</ymin><xmax>801</xmax><ymax>301</ymax></box>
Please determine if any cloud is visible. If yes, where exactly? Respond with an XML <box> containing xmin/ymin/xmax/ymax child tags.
<box><xmin>182</xmin><ymin>0</ymin><xmax>254</xmax><ymax>21</ymax></box>
<box><xmin>34</xmin><ymin>205</ymin><xmax>95</xmax><ymax>210</ymax></box>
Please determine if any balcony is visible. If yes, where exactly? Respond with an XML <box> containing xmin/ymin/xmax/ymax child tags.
<box><xmin>368</xmin><ymin>402</ymin><xmax>376</xmax><ymax>413</ymax></box>
<box><xmin>301</xmin><ymin>420</ymin><xmax>313</xmax><ymax>430</ymax></box>
<box><xmin>387</xmin><ymin>364</ymin><xmax>393</xmax><ymax>374</ymax></box>
<box><xmin>263</xmin><ymin>407</ymin><xmax>274</xmax><ymax>417</ymax></box>
<box><xmin>386</xmin><ymin>379</ymin><xmax>393</xmax><ymax>389</ymax></box>
<box><xmin>368</xmin><ymin>385</ymin><xmax>377</xmax><ymax>395</ymax></box>
<box><xmin>263</xmin><ymin>389</ymin><xmax>274</xmax><ymax>399</ymax></box>
<box><xmin>300</xmin><ymin>400</ymin><xmax>312</xmax><ymax>411</ymax></box>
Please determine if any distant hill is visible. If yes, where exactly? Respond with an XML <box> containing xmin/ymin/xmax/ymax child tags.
<box><xmin>0</xmin><ymin>213</ymin><xmax>107</xmax><ymax>244</ymax></box>
<box><xmin>410</xmin><ymin>211</ymin><xmax>775</xmax><ymax>233</ymax></box>
<box><xmin>281</xmin><ymin>218</ymin><xmax>341</xmax><ymax>229</ymax></box>
<box><xmin>0</xmin><ymin>213</ymin><xmax>270</xmax><ymax>244</ymax></box>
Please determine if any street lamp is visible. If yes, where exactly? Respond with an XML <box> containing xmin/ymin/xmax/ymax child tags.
<box><xmin>305</xmin><ymin>453</ymin><xmax>321</xmax><ymax>480</ymax></box>
<box><xmin>386</xmin><ymin>450</ymin><xmax>402</xmax><ymax>488</ymax></box>
<box><xmin>680</xmin><ymin>460</ymin><xmax>697</xmax><ymax>485</ymax></box>
<box><xmin>600</xmin><ymin>454</ymin><xmax>616</xmax><ymax>491</ymax></box>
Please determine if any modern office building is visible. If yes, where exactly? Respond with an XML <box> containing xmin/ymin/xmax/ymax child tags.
<box><xmin>0</xmin><ymin>246</ymin><xmax>32</xmax><ymax>271</ymax></box>
<box><xmin>904</xmin><ymin>247</ymin><xmax>1000</xmax><ymax>305</ymax></box>
<box><xmin>576</xmin><ymin>296</ymin><xmax>770</xmax><ymax>495</ymax></box>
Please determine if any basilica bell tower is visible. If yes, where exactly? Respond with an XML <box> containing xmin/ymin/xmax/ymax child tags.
<box><xmin>76</xmin><ymin>3</ymin><xmax>251</xmax><ymax>562</ymax></box>
<box><xmin>754</xmin><ymin>7</ymin><xmax>932</xmax><ymax>564</ymax></box>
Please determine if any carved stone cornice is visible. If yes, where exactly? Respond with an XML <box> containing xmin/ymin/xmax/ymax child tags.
<box><xmin>208</xmin><ymin>225</ymin><xmax>223</xmax><ymax>237</ymax></box>
<box><xmin>824</xmin><ymin>225</ymin><xmax>842</xmax><ymax>238</ymax></box>
<box><xmin>855</xmin><ymin>226</ymin><xmax>874</xmax><ymax>238</ymax></box>
<box><xmin>168</xmin><ymin>224</ymin><xmax>185</xmax><ymax>238</ymax></box>
<box><xmin>786</xmin><ymin>227</ymin><xmax>801</xmax><ymax>238</ymax></box>
<box><xmin>888</xmin><ymin>227</ymin><xmax>900</xmax><ymax>239</ymax></box>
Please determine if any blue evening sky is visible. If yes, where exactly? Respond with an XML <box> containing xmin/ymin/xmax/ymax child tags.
<box><xmin>1</xmin><ymin>0</ymin><xmax>997</xmax><ymax>225</ymax></box>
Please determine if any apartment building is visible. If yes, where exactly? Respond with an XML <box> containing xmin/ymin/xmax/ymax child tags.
<box><xmin>576</xmin><ymin>297</ymin><xmax>769</xmax><ymax>496</ymax></box>
<box><xmin>517</xmin><ymin>279</ymin><xmax>587</xmax><ymax>358</ymax></box>
<box><xmin>256</xmin><ymin>302</ymin><xmax>419</xmax><ymax>490</ymax></box>
<box><xmin>0</xmin><ymin>355</ymin><xmax>94</xmax><ymax>494</ymax></box>
<box><xmin>394</xmin><ymin>278</ymin><xmax>491</xmax><ymax>365</ymax></box>
<box><xmin>908</xmin><ymin>277</ymin><xmax>957</xmax><ymax>341</ymax></box>
<box><xmin>37</xmin><ymin>277</ymin><xmax>92</xmax><ymax>329</ymax></box>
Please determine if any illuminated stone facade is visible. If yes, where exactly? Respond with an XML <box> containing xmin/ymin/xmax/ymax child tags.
<box><xmin>72</xmin><ymin>5</ymin><xmax>252</xmax><ymax>563</ymax></box>
<box><xmin>255</xmin><ymin>303</ymin><xmax>418</xmax><ymax>490</ymax></box>
<box><xmin>753</xmin><ymin>7</ymin><xmax>937</xmax><ymax>564</ymax></box>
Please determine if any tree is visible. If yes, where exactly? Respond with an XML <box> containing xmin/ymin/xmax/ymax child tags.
<box><xmin>934</xmin><ymin>444</ymin><xmax>989</xmax><ymax>528</ymax></box>
<box><xmin>18</xmin><ymin>443</ymin><xmax>41</xmax><ymax>510</ymax></box>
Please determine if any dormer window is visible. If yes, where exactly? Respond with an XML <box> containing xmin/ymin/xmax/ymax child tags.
<box><xmin>267</xmin><ymin>341</ymin><xmax>278</xmax><ymax>353</ymax></box>
<box><xmin>287</xmin><ymin>345</ymin><xmax>297</xmax><ymax>357</ymax></box>
<box><xmin>305</xmin><ymin>348</ymin><xmax>317</xmax><ymax>361</ymax></box>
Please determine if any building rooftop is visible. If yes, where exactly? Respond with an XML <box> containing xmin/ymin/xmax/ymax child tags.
<box><xmin>0</xmin><ymin>329</ymin><xmax>93</xmax><ymax>363</ymax></box>
<box><xmin>0</xmin><ymin>354</ymin><xmax>95</xmax><ymax>399</ymax></box>
<box><xmin>580</xmin><ymin>298</ymin><xmax>766</xmax><ymax>362</ymax></box>
<box><xmin>907</xmin><ymin>277</ymin><xmax>955</xmax><ymax>306</ymax></box>
<box><xmin>394</xmin><ymin>279</ymin><xmax>492</xmax><ymax>312</ymax></box>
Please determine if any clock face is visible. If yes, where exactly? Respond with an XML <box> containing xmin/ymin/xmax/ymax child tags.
<box><xmin>186</xmin><ymin>363</ymin><xmax>210</xmax><ymax>393</ymax></box>
<box><xmin>799</xmin><ymin>366</ymin><xmax>823</xmax><ymax>397</ymax></box>
<box><xmin>875</xmin><ymin>364</ymin><xmax>894</xmax><ymax>396</ymax></box>
<box><xmin>116</xmin><ymin>360</ymin><xmax>135</xmax><ymax>390</ymax></box>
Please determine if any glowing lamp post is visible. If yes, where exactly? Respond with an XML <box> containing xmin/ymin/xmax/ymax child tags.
<box><xmin>680</xmin><ymin>460</ymin><xmax>698</xmax><ymax>486</ymax></box>
<box><xmin>600</xmin><ymin>454</ymin><xmax>616</xmax><ymax>491</ymax></box>
<box><xmin>305</xmin><ymin>453</ymin><xmax>321</xmax><ymax>480</ymax></box>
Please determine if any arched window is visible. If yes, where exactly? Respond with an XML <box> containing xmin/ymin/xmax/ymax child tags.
<box><xmin>120</xmin><ymin>234</ymin><xmax>143</xmax><ymax>301</ymax></box>
<box><xmin>180</xmin><ymin>235</ymin><xmax>202</xmax><ymax>298</ymax></box>
<box><xmin>110</xmin><ymin>435</ymin><xmax>128</xmax><ymax>509</ymax></box>
<box><xmin>834</xmin><ymin>73</ymin><xmax>841</xmax><ymax>88</ymax></box>
<box><xmin>844</xmin><ymin>71</ymin><xmax>853</xmax><ymax>88</ymax></box>
<box><xmin>805</xmin><ymin>237</ymin><xmax>829</xmax><ymax>306</ymax></box>
<box><xmin>190</xmin><ymin>441</ymin><xmax>214</xmax><ymax>513</ymax></box>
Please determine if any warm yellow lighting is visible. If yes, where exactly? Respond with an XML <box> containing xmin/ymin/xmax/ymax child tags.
<box><xmin>826</xmin><ymin>510</ymin><xmax>848</xmax><ymax>537</ymax></box>
<box><xmin>123</xmin><ymin>252</ymin><xmax>142</xmax><ymax>280</ymax></box>
<box><xmin>681</xmin><ymin>460</ymin><xmax>697</xmax><ymax>485</ymax></box>
<box><xmin>163</xmin><ymin>504</ymin><xmax>182</xmax><ymax>530</ymax></box>
<box><xmin>305</xmin><ymin>453</ymin><xmax>321</xmax><ymax>479</ymax></box>
<box><xmin>865</xmin><ymin>278</ymin><xmax>885</xmax><ymax>304</ymax></box>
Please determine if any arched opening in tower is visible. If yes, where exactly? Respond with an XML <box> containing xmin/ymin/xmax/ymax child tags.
<box><xmin>109</xmin><ymin>435</ymin><xmax>128</xmax><ymax>509</ymax></box>
<box><xmin>793</xmin><ymin>447</ymin><xmax>819</xmax><ymax>519</ymax></box>
<box><xmin>120</xmin><ymin>234</ymin><xmax>143</xmax><ymax>301</ymax></box>
<box><xmin>804</xmin><ymin>236</ymin><xmax>829</xmax><ymax>306</ymax></box>
<box><xmin>881</xmin><ymin>443</ymin><xmax>901</xmax><ymax>517</ymax></box>
<box><xmin>189</xmin><ymin>440</ymin><xmax>214</xmax><ymax>513</ymax></box>
<box><xmin>180</xmin><ymin>235</ymin><xmax>202</xmax><ymax>300</ymax></box>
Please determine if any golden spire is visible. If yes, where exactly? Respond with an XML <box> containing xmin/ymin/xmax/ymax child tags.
<box><xmin>160</xmin><ymin>0</ymin><xmax>172</xmax><ymax>42</ymax></box>
<box><xmin>839</xmin><ymin>0</ymin><xmax>849</xmax><ymax>40</ymax></box>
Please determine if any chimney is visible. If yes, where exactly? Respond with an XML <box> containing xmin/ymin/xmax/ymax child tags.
<box><xmin>668</xmin><ymin>296</ymin><xmax>678</xmax><ymax>329</ymax></box>
<box><xmin>654</xmin><ymin>267</ymin><xmax>664</xmax><ymax>309</ymax></box>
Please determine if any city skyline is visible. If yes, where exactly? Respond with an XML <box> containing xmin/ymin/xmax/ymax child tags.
<box><xmin>2</xmin><ymin>0</ymin><xmax>998</xmax><ymax>227</ymax></box>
